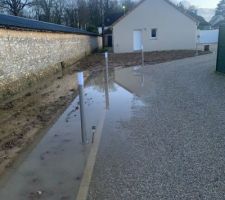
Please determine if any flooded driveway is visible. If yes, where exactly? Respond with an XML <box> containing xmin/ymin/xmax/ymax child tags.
<box><xmin>0</xmin><ymin>71</ymin><xmax>107</xmax><ymax>199</ymax></box>
<box><xmin>0</xmin><ymin>62</ymin><xmax>145</xmax><ymax>199</ymax></box>
<box><xmin>1</xmin><ymin>53</ymin><xmax>225</xmax><ymax>200</ymax></box>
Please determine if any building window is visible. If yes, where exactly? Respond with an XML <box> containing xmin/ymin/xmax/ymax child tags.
<box><xmin>151</xmin><ymin>29</ymin><xmax>157</xmax><ymax>39</ymax></box>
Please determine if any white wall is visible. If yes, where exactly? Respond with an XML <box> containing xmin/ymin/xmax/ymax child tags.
<box><xmin>198</xmin><ymin>29</ymin><xmax>219</xmax><ymax>44</ymax></box>
<box><xmin>113</xmin><ymin>0</ymin><xmax>197</xmax><ymax>53</ymax></box>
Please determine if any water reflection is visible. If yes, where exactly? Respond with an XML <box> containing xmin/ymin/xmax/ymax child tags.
<box><xmin>77</xmin><ymin>72</ymin><xmax>88</xmax><ymax>144</ymax></box>
<box><xmin>86</xmin><ymin>70</ymin><xmax>116</xmax><ymax>93</ymax></box>
<box><xmin>104</xmin><ymin>60</ymin><xmax>110</xmax><ymax>110</ymax></box>
<box><xmin>0</xmin><ymin>64</ymin><xmax>146</xmax><ymax>200</ymax></box>
<box><xmin>114</xmin><ymin>66</ymin><xmax>145</xmax><ymax>97</ymax></box>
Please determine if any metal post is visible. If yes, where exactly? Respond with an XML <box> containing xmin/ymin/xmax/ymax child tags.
<box><xmin>141</xmin><ymin>45</ymin><xmax>144</xmax><ymax>66</ymax></box>
<box><xmin>195</xmin><ymin>42</ymin><xmax>198</xmax><ymax>56</ymax></box>
<box><xmin>91</xmin><ymin>126</ymin><xmax>96</xmax><ymax>143</ymax></box>
<box><xmin>100</xmin><ymin>0</ymin><xmax>105</xmax><ymax>48</ymax></box>
<box><xmin>196</xmin><ymin>33</ymin><xmax>200</xmax><ymax>56</ymax></box>
<box><xmin>77</xmin><ymin>72</ymin><xmax>88</xmax><ymax>144</ymax></box>
<box><xmin>104</xmin><ymin>52</ymin><xmax>110</xmax><ymax>109</ymax></box>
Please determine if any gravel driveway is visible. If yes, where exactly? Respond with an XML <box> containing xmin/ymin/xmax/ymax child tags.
<box><xmin>87</xmin><ymin>53</ymin><xmax>225</xmax><ymax>200</ymax></box>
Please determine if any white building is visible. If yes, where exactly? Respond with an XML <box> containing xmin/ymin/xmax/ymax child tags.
<box><xmin>112</xmin><ymin>0</ymin><xmax>198</xmax><ymax>53</ymax></box>
<box><xmin>197</xmin><ymin>29</ymin><xmax>219</xmax><ymax>52</ymax></box>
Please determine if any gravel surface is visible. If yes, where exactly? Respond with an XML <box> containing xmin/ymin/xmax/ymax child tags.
<box><xmin>88</xmin><ymin>53</ymin><xmax>225</xmax><ymax>200</ymax></box>
<box><xmin>0</xmin><ymin>50</ymin><xmax>206</xmax><ymax>176</ymax></box>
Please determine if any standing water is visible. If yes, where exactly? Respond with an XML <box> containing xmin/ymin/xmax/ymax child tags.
<box><xmin>0</xmin><ymin>65</ymin><xmax>145</xmax><ymax>200</ymax></box>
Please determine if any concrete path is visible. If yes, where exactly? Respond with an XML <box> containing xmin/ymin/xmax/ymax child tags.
<box><xmin>87</xmin><ymin>54</ymin><xmax>225</xmax><ymax>200</ymax></box>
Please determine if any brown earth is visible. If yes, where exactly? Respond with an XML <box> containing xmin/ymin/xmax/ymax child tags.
<box><xmin>0</xmin><ymin>50</ymin><xmax>209</xmax><ymax>176</ymax></box>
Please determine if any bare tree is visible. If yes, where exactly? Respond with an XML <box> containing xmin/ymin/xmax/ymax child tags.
<box><xmin>64</xmin><ymin>6</ymin><xmax>77</xmax><ymax>27</ymax></box>
<box><xmin>88</xmin><ymin>0</ymin><xmax>101</xmax><ymax>27</ymax></box>
<box><xmin>32</xmin><ymin>0</ymin><xmax>54</xmax><ymax>22</ymax></box>
<box><xmin>0</xmin><ymin>0</ymin><xmax>32</xmax><ymax>16</ymax></box>
<box><xmin>62</xmin><ymin>0</ymin><xmax>76</xmax><ymax>27</ymax></box>
<box><xmin>215</xmin><ymin>0</ymin><xmax>225</xmax><ymax>17</ymax></box>
<box><xmin>77</xmin><ymin>0</ymin><xmax>89</xmax><ymax>29</ymax></box>
<box><xmin>52</xmin><ymin>0</ymin><xmax>65</xmax><ymax>24</ymax></box>
<box><xmin>0</xmin><ymin>0</ymin><xmax>138</xmax><ymax>32</ymax></box>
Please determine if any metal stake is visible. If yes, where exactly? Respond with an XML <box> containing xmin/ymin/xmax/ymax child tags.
<box><xmin>91</xmin><ymin>126</ymin><xmax>96</xmax><ymax>143</ymax></box>
<box><xmin>141</xmin><ymin>45</ymin><xmax>144</xmax><ymax>66</ymax></box>
<box><xmin>195</xmin><ymin>42</ymin><xmax>199</xmax><ymax>56</ymax></box>
<box><xmin>77</xmin><ymin>72</ymin><xmax>88</xmax><ymax>144</ymax></box>
<box><xmin>104</xmin><ymin>52</ymin><xmax>110</xmax><ymax>109</ymax></box>
<box><xmin>196</xmin><ymin>33</ymin><xmax>200</xmax><ymax>56</ymax></box>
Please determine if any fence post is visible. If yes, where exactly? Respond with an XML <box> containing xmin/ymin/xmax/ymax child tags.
<box><xmin>77</xmin><ymin>72</ymin><xmax>88</xmax><ymax>144</ymax></box>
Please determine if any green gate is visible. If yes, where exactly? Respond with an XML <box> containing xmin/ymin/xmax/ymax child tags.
<box><xmin>216</xmin><ymin>25</ymin><xmax>225</xmax><ymax>73</ymax></box>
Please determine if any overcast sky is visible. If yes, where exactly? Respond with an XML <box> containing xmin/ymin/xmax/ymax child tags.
<box><xmin>174</xmin><ymin>0</ymin><xmax>220</xmax><ymax>8</ymax></box>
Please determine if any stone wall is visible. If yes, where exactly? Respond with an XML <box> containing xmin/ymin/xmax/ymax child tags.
<box><xmin>0</xmin><ymin>28</ymin><xmax>102</xmax><ymax>102</ymax></box>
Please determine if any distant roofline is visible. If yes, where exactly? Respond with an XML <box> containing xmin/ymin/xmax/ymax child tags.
<box><xmin>0</xmin><ymin>14</ymin><xmax>99</xmax><ymax>36</ymax></box>
<box><xmin>112</xmin><ymin>0</ymin><xmax>199</xmax><ymax>27</ymax></box>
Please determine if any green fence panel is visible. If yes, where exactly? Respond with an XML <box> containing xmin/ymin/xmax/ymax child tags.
<box><xmin>217</xmin><ymin>25</ymin><xmax>225</xmax><ymax>73</ymax></box>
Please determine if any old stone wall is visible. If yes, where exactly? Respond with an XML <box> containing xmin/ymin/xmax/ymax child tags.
<box><xmin>0</xmin><ymin>28</ymin><xmax>102</xmax><ymax>102</ymax></box>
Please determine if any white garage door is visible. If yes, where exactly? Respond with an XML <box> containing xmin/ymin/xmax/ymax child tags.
<box><xmin>133</xmin><ymin>30</ymin><xmax>142</xmax><ymax>51</ymax></box>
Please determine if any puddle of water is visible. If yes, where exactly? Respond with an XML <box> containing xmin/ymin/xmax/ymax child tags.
<box><xmin>0</xmin><ymin>65</ymin><xmax>146</xmax><ymax>200</ymax></box>
<box><xmin>114</xmin><ymin>66</ymin><xmax>145</xmax><ymax>97</ymax></box>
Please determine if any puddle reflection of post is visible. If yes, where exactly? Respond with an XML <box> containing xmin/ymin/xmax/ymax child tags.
<box><xmin>141</xmin><ymin>74</ymin><xmax>145</xmax><ymax>87</ymax></box>
<box><xmin>104</xmin><ymin>52</ymin><xmax>110</xmax><ymax>110</ymax></box>
<box><xmin>141</xmin><ymin>45</ymin><xmax>144</xmax><ymax>67</ymax></box>
<box><xmin>77</xmin><ymin>72</ymin><xmax>88</xmax><ymax>144</ymax></box>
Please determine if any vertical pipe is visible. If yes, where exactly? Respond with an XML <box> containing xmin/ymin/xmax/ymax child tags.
<box><xmin>196</xmin><ymin>31</ymin><xmax>200</xmax><ymax>56</ymax></box>
<box><xmin>195</xmin><ymin>42</ymin><xmax>198</xmax><ymax>56</ymax></box>
<box><xmin>104</xmin><ymin>52</ymin><xmax>110</xmax><ymax>109</ymax></box>
<box><xmin>91</xmin><ymin>126</ymin><xmax>96</xmax><ymax>143</ymax></box>
<box><xmin>105</xmin><ymin>52</ymin><xmax>109</xmax><ymax>76</ymax></box>
<box><xmin>100</xmin><ymin>0</ymin><xmax>105</xmax><ymax>48</ymax></box>
<box><xmin>77</xmin><ymin>72</ymin><xmax>88</xmax><ymax>144</ymax></box>
<box><xmin>141</xmin><ymin>45</ymin><xmax>144</xmax><ymax>66</ymax></box>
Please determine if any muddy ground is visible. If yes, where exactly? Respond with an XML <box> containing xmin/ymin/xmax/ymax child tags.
<box><xmin>0</xmin><ymin>50</ymin><xmax>208</xmax><ymax>176</ymax></box>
